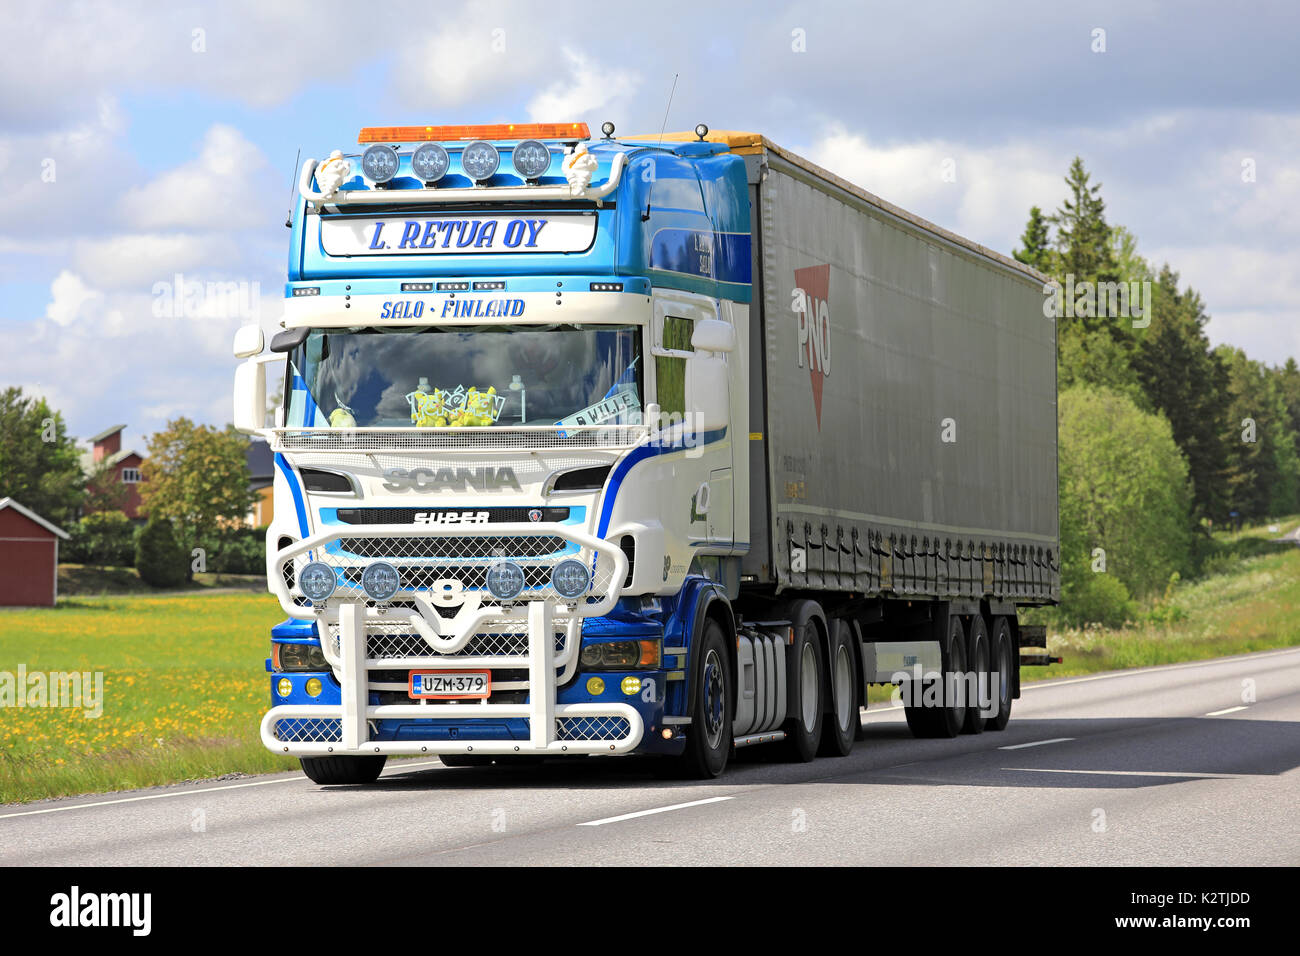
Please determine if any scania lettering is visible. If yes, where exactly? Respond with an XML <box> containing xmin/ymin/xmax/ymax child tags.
<box><xmin>234</xmin><ymin>123</ymin><xmax>1059</xmax><ymax>784</ymax></box>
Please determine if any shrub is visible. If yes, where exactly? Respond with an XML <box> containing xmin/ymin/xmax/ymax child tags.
<box><xmin>135</xmin><ymin>519</ymin><xmax>188</xmax><ymax>588</ymax></box>
<box><xmin>1066</xmin><ymin>572</ymin><xmax>1136</xmax><ymax>628</ymax></box>
<box><xmin>65</xmin><ymin>511</ymin><xmax>136</xmax><ymax>567</ymax></box>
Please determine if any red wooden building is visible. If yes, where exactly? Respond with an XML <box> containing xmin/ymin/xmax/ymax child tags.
<box><xmin>0</xmin><ymin>498</ymin><xmax>69</xmax><ymax>606</ymax></box>
<box><xmin>83</xmin><ymin>424</ymin><xmax>145</xmax><ymax>521</ymax></box>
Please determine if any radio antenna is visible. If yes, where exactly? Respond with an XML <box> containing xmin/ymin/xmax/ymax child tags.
<box><xmin>284</xmin><ymin>147</ymin><xmax>301</xmax><ymax>228</ymax></box>
<box><xmin>643</xmin><ymin>73</ymin><xmax>679</xmax><ymax>221</ymax></box>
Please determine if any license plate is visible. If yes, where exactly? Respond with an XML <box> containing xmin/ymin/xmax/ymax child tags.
<box><xmin>409</xmin><ymin>670</ymin><xmax>491</xmax><ymax>700</ymax></box>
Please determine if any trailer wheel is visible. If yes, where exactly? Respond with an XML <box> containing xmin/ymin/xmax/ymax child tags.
<box><xmin>817</xmin><ymin>620</ymin><xmax>858</xmax><ymax>757</ymax></box>
<box><xmin>903</xmin><ymin>615</ymin><xmax>968</xmax><ymax>739</ymax></box>
<box><xmin>299</xmin><ymin>755</ymin><xmax>386</xmax><ymax>785</ymax></box>
<box><xmin>679</xmin><ymin>618</ymin><xmax>732</xmax><ymax>779</ymax></box>
<box><xmin>962</xmin><ymin>614</ymin><xmax>990</xmax><ymax>735</ymax></box>
<box><xmin>985</xmin><ymin>616</ymin><xmax>1014</xmax><ymax>731</ymax></box>
<box><xmin>780</xmin><ymin>621</ymin><xmax>825</xmax><ymax>761</ymax></box>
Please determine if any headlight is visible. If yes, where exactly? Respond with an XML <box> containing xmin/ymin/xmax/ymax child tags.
<box><xmin>485</xmin><ymin>561</ymin><xmax>525</xmax><ymax>601</ymax></box>
<box><xmin>299</xmin><ymin>561</ymin><xmax>336</xmax><ymax>602</ymax></box>
<box><xmin>411</xmin><ymin>142</ymin><xmax>450</xmax><ymax>183</ymax></box>
<box><xmin>460</xmin><ymin>141</ymin><xmax>500</xmax><ymax>181</ymax></box>
<box><xmin>511</xmin><ymin>140</ymin><xmax>552</xmax><ymax>179</ymax></box>
<box><xmin>275</xmin><ymin>642</ymin><xmax>329</xmax><ymax>672</ymax></box>
<box><xmin>551</xmin><ymin>558</ymin><xmax>591</xmax><ymax>599</ymax></box>
<box><xmin>361</xmin><ymin>562</ymin><xmax>401</xmax><ymax>602</ymax></box>
<box><xmin>361</xmin><ymin>144</ymin><xmax>399</xmax><ymax>183</ymax></box>
<box><xmin>580</xmin><ymin>640</ymin><xmax>662</xmax><ymax>670</ymax></box>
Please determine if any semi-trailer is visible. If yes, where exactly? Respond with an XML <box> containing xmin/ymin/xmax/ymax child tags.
<box><xmin>233</xmin><ymin>122</ymin><xmax>1059</xmax><ymax>783</ymax></box>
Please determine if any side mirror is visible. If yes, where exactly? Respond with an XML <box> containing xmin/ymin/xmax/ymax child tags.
<box><xmin>233</xmin><ymin>359</ymin><xmax>267</xmax><ymax>434</ymax></box>
<box><xmin>685</xmin><ymin>354</ymin><xmax>729</xmax><ymax>430</ymax></box>
<box><xmin>691</xmin><ymin>319</ymin><xmax>735</xmax><ymax>354</ymax></box>
<box><xmin>233</xmin><ymin>325</ymin><xmax>264</xmax><ymax>359</ymax></box>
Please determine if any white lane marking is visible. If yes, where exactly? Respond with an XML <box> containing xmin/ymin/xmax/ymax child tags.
<box><xmin>0</xmin><ymin>760</ymin><xmax>445</xmax><ymax>821</ymax></box>
<box><xmin>1005</xmin><ymin>767</ymin><xmax>1237</xmax><ymax>779</ymax></box>
<box><xmin>1022</xmin><ymin>646</ymin><xmax>1300</xmax><ymax>691</ymax></box>
<box><xmin>577</xmin><ymin>796</ymin><xmax>733</xmax><ymax>827</ymax></box>
<box><xmin>1205</xmin><ymin>705</ymin><xmax>1247</xmax><ymax>716</ymax></box>
<box><xmin>998</xmin><ymin>737</ymin><xmax>1074</xmax><ymax>750</ymax></box>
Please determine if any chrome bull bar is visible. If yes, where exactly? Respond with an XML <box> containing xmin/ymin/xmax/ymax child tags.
<box><xmin>262</xmin><ymin>602</ymin><xmax>643</xmax><ymax>755</ymax></box>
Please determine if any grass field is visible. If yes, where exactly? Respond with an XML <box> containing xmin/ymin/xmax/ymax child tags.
<box><xmin>0</xmin><ymin>592</ymin><xmax>296</xmax><ymax>803</ymax></box>
<box><xmin>3</xmin><ymin>520</ymin><xmax>1299</xmax><ymax>804</ymax></box>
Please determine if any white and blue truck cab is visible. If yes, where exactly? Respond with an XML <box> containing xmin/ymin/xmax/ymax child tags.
<box><xmin>233</xmin><ymin>123</ymin><xmax>1060</xmax><ymax>784</ymax></box>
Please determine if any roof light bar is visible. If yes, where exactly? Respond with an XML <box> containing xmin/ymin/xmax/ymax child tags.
<box><xmin>358</xmin><ymin>123</ymin><xmax>590</xmax><ymax>143</ymax></box>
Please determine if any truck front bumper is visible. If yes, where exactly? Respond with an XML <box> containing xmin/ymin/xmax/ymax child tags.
<box><xmin>261</xmin><ymin>602</ymin><xmax>646</xmax><ymax>756</ymax></box>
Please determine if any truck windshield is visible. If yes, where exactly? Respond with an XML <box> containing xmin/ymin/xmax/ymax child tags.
<box><xmin>285</xmin><ymin>325</ymin><xmax>643</xmax><ymax>428</ymax></box>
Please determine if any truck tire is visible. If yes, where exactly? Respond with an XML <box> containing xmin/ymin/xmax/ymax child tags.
<box><xmin>299</xmin><ymin>755</ymin><xmax>386</xmax><ymax>785</ymax></box>
<box><xmin>780</xmin><ymin>620</ymin><xmax>825</xmax><ymax>761</ymax></box>
<box><xmin>903</xmin><ymin>615</ymin><xmax>968</xmax><ymax>739</ymax></box>
<box><xmin>680</xmin><ymin>618</ymin><xmax>732</xmax><ymax>778</ymax></box>
<box><xmin>817</xmin><ymin>619</ymin><xmax>858</xmax><ymax>757</ymax></box>
<box><xmin>961</xmin><ymin>614</ymin><xmax>990</xmax><ymax>735</ymax></box>
<box><xmin>985</xmin><ymin>616</ymin><xmax>1014</xmax><ymax>731</ymax></box>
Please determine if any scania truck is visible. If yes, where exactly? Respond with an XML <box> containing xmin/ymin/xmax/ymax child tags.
<box><xmin>232</xmin><ymin>121</ymin><xmax>1059</xmax><ymax>784</ymax></box>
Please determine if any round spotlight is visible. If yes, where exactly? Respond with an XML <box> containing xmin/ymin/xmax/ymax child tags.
<box><xmin>601</xmin><ymin>121</ymin><xmax>616</xmax><ymax>139</ymax></box>
<box><xmin>360</xmin><ymin>144</ymin><xmax>400</xmax><ymax>184</ymax></box>
<box><xmin>411</xmin><ymin>142</ymin><xmax>450</xmax><ymax>183</ymax></box>
<box><xmin>276</xmin><ymin>677</ymin><xmax>293</xmax><ymax>698</ymax></box>
<box><xmin>485</xmin><ymin>561</ymin><xmax>525</xmax><ymax>601</ymax></box>
<box><xmin>361</xmin><ymin>562</ymin><xmax>401</xmax><ymax>602</ymax></box>
<box><xmin>460</xmin><ymin>141</ymin><xmax>500</xmax><ymax>181</ymax></box>
<box><xmin>551</xmin><ymin>558</ymin><xmax>591</xmax><ymax>599</ymax></box>
<box><xmin>511</xmin><ymin>140</ymin><xmax>552</xmax><ymax>179</ymax></box>
<box><xmin>304</xmin><ymin>677</ymin><xmax>323</xmax><ymax>698</ymax></box>
<box><xmin>694</xmin><ymin>123</ymin><xmax>709</xmax><ymax>141</ymax></box>
<box><xmin>299</xmin><ymin>561</ymin><xmax>337</xmax><ymax>603</ymax></box>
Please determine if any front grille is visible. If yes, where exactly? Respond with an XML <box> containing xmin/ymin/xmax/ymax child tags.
<box><xmin>335</xmin><ymin>507</ymin><xmax>570</xmax><ymax>525</ymax></box>
<box><xmin>272</xmin><ymin>426</ymin><xmax>647</xmax><ymax>452</ymax></box>
<box><xmin>556</xmin><ymin>716</ymin><xmax>631</xmax><ymax>742</ymax></box>
<box><xmin>274</xmin><ymin>717</ymin><xmax>341</xmax><ymax>743</ymax></box>
<box><xmin>366</xmin><ymin>630</ymin><xmax>567</xmax><ymax>659</ymax></box>
<box><xmin>337</xmin><ymin>534</ymin><xmax>567</xmax><ymax>560</ymax></box>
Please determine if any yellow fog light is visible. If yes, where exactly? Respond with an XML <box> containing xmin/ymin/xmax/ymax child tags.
<box><xmin>586</xmin><ymin>677</ymin><xmax>605</xmax><ymax>695</ymax></box>
<box><xmin>276</xmin><ymin>677</ymin><xmax>293</xmax><ymax>697</ymax></box>
<box><xmin>305</xmin><ymin>677</ymin><xmax>323</xmax><ymax>698</ymax></box>
<box><xmin>621</xmin><ymin>676</ymin><xmax>641</xmax><ymax>696</ymax></box>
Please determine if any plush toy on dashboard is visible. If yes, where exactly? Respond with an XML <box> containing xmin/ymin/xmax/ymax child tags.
<box><xmin>407</xmin><ymin>377</ymin><xmax>449</xmax><ymax>427</ymax></box>
<box><xmin>448</xmin><ymin>385</ymin><xmax>499</xmax><ymax>427</ymax></box>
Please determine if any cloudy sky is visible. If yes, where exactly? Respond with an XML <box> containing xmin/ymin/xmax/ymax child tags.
<box><xmin>3</xmin><ymin>0</ymin><xmax>1297</xmax><ymax>452</ymax></box>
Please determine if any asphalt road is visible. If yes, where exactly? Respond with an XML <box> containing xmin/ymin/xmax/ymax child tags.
<box><xmin>3</xmin><ymin>647</ymin><xmax>1298</xmax><ymax>866</ymax></box>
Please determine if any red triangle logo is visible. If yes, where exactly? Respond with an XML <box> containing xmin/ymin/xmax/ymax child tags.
<box><xmin>794</xmin><ymin>264</ymin><xmax>830</xmax><ymax>430</ymax></box>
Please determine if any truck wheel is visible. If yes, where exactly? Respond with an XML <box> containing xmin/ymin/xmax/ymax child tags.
<box><xmin>985</xmin><ymin>616</ymin><xmax>1014</xmax><ymax>731</ymax></box>
<box><xmin>962</xmin><ymin>614</ymin><xmax>990</xmax><ymax>735</ymax></box>
<box><xmin>780</xmin><ymin>620</ymin><xmax>824</xmax><ymax>761</ymax></box>
<box><xmin>903</xmin><ymin>615</ymin><xmax>968</xmax><ymax>739</ymax></box>
<box><xmin>680</xmin><ymin>618</ymin><xmax>732</xmax><ymax>779</ymax></box>
<box><xmin>299</xmin><ymin>755</ymin><xmax>386</xmax><ymax>785</ymax></box>
<box><xmin>817</xmin><ymin>620</ymin><xmax>858</xmax><ymax>756</ymax></box>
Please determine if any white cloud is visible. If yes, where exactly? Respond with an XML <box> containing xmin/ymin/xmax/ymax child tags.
<box><xmin>118</xmin><ymin>124</ymin><xmax>275</xmax><ymax>230</ymax></box>
<box><xmin>526</xmin><ymin>49</ymin><xmax>640</xmax><ymax>123</ymax></box>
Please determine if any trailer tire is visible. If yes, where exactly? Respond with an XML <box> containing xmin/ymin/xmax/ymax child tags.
<box><xmin>817</xmin><ymin>619</ymin><xmax>858</xmax><ymax>757</ymax></box>
<box><xmin>903</xmin><ymin>614</ymin><xmax>968</xmax><ymax>739</ymax></box>
<box><xmin>962</xmin><ymin>614</ymin><xmax>990</xmax><ymax>735</ymax></box>
<box><xmin>985</xmin><ymin>616</ymin><xmax>1014</xmax><ymax>731</ymax></box>
<box><xmin>299</xmin><ymin>755</ymin><xmax>386</xmax><ymax>785</ymax></box>
<box><xmin>679</xmin><ymin>618</ymin><xmax>732</xmax><ymax>779</ymax></box>
<box><xmin>780</xmin><ymin>620</ymin><xmax>825</xmax><ymax>761</ymax></box>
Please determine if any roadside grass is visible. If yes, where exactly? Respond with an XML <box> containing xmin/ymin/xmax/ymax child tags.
<box><xmin>0</xmin><ymin>592</ymin><xmax>296</xmax><ymax>804</ymax></box>
<box><xmin>59</xmin><ymin>564</ymin><xmax>264</xmax><ymax>596</ymax></box>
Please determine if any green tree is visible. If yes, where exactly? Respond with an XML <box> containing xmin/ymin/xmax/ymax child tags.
<box><xmin>1217</xmin><ymin>347</ymin><xmax>1299</xmax><ymax>521</ymax></box>
<box><xmin>1049</xmin><ymin>157</ymin><xmax>1117</xmax><ymax>292</ymax></box>
<box><xmin>1058</xmin><ymin>385</ymin><xmax>1192</xmax><ymax>619</ymax></box>
<box><xmin>1013</xmin><ymin>205</ymin><xmax>1055</xmax><ymax>274</ymax></box>
<box><xmin>0</xmin><ymin>386</ymin><xmax>85</xmax><ymax>526</ymax></box>
<box><xmin>1132</xmin><ymin>266</ymin><xmax>1230</xmax><ymax>521</ymax></box>
<box><xmin>139</xmin><ymin>418</ymin><xmax>256</xmax><ymax>579</ymax></box>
